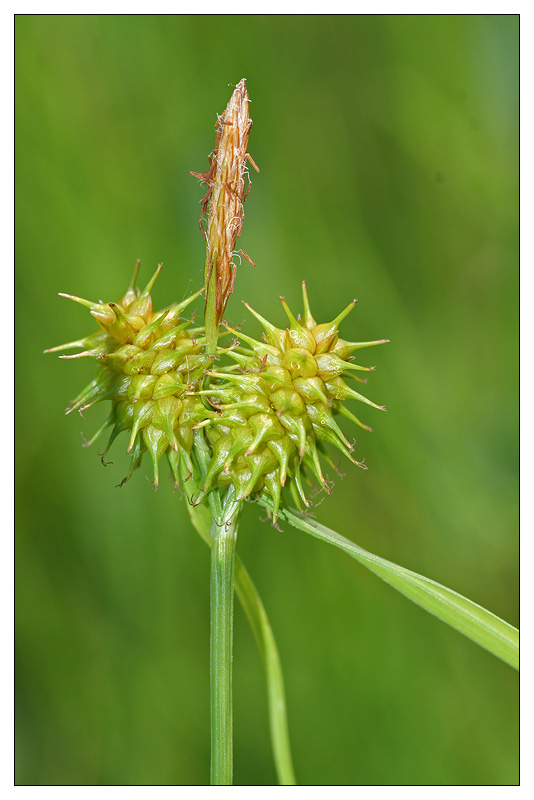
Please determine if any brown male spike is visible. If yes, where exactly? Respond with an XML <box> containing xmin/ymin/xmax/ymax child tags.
<box><xmin>191</xmin><ymin>79</ymin><xmax>259</xmax><ymax>347</ymax></box>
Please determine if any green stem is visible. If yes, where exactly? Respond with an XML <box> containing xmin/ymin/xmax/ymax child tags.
<box><xmin>184</xmin><ymin>435</ymin><xmax>297</xmax><ymax>784</ymax></box>
<box><xmin>204</xmin><ymin>255</ymin><xmax>219</xmax><ymax>355</ymax></box>
<box><xmin>210</xmin><ymin>485</ymin><xmax>242</xmax><ymax>785</ymax></box>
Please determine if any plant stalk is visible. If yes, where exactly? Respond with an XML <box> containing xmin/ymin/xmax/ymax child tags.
<box><xmin>210</xmin><ymin>485</ymin><xmax>242</xmax><ymax>785</ymax></box>
<box><xmin>187</xmin><ymin>434</ymin><xmax>296</xmax><ymax>784</ymax></box>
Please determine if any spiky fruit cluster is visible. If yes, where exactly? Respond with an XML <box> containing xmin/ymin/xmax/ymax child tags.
<box><xmin>197</xmin><ymin>283</ymin><xmax>387</xmax><ymax>524</ymax></box>
<box><xmin>46</xmin><ymin>262</ymin><xmax>210</xmax><ymax>488</ymax></box>
<box><xmin>48</xmin><ymin>266</ymin><xmax>386</xmax><ymax>523</ymax></box>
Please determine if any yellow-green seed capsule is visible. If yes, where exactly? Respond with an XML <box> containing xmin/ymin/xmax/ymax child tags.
<box><xmin>201</xmin><ymin>284</ymin><xmax>387</xmax><ymax>523</ymax></box>
<box><xmin>47</xmin><ymin>263</ymin><xmax>208</xmax><ymax>488</ymax></box>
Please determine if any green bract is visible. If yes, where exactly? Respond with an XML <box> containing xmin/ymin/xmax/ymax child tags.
<box><xmin>48</xmin><ymin>268</ymin><xmax>386</xmax><ymax>523</ymax></box>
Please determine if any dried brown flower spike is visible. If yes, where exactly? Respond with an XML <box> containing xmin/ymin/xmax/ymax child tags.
<box><xmin>191</xmin><ymin>78</ymin><xmax>259</xmax><ymax>348</ymax></box>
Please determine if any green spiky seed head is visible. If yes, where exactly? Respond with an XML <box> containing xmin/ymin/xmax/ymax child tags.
<box><xmin>46</xmin><ymin>261</ymin><xmax>209</xmax><ymax>488</ymax></box>
<box><xmin>48</xmin><ymin>81</ymin><xmax>388</xmax><ymax>526</ymax></box>
<box><xmin>48</xmin><ymin>263</ymin><xmax>386</xmax><ymax>524</ymax></box>
<box><xmin>196</xmin><ymin>283</ymin><xmax>388</xmax><ymax>524</ymax></box>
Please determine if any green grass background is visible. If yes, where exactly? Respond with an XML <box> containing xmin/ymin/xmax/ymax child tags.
<box><xmin>15</xmin><ymin>14</ymin><xmax>518</xmax><ymax>786</ymax></box>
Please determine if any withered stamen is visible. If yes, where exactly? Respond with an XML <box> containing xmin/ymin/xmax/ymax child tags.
<box><xmin>191</xmin><ymin>79</ymin><xmax>258</xmax><ymax>345</ymax></box>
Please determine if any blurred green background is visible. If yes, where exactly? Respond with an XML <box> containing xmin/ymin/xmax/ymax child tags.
<box><xmin>15</xmin><ymin>14</ymin><xmax>518</xmax><ymax>786</ymax></box>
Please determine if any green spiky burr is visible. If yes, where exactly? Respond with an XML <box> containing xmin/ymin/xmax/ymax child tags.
<box><xmin>46</xmin><ymin>261</ymin><xmax>208</xmax><ymax>489</ymax></box>
<box><xmin>195</xmin><ymin>282</ymin><xmax>388</xmax><ymax>525</ymax></box>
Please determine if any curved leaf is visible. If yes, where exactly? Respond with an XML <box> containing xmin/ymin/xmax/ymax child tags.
<box><xmin>260</xmin><ymin>501</ymin><xmax>518</xmax><ymax>671</ymax></box>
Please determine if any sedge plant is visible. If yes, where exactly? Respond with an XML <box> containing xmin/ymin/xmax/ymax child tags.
<box><xmin>46</xmin><ymin>79</ymin><xmax>519</xmax><ymax>786</ymax></box>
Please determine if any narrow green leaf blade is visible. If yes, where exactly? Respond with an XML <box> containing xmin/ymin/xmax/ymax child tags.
<box><xmin>264</xmin><ymin>502</ymin><xmax>518</xmax><ymax>670</ymax></box>
<box><xmin>233</xmin><ymin>558</ymin><xmax>297</xmax><ymax>785</ymax></box>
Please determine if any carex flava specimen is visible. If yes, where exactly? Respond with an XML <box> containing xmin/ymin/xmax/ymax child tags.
<box><xmin>47</xmin><ymin>78</ymin><xmax>388</xmax><ymax>526</ymax></box>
